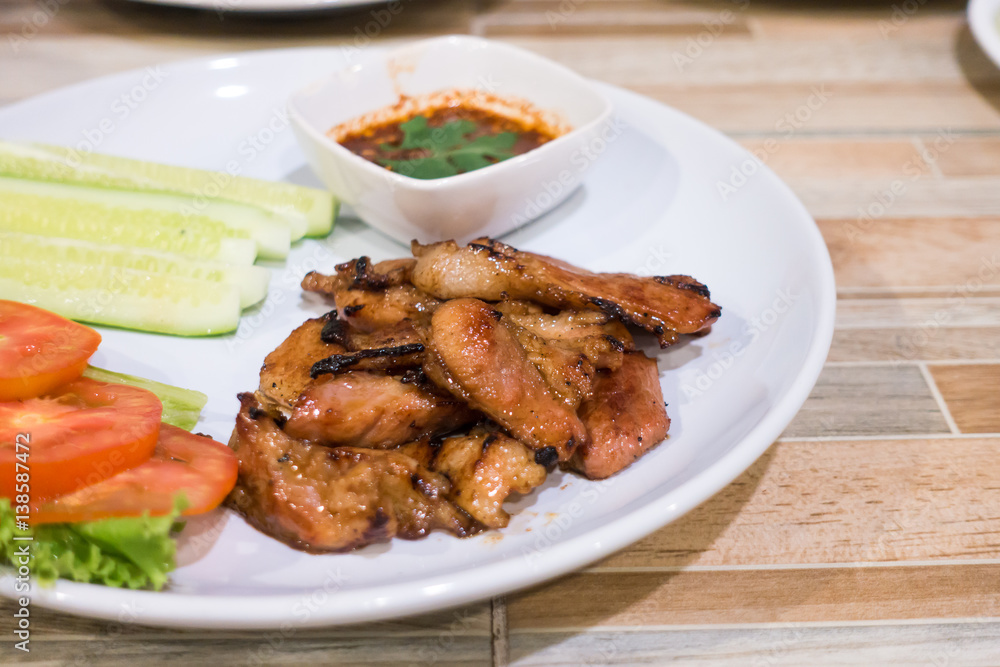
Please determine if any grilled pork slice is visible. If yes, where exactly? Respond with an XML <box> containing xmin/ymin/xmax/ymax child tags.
<box><xmin>311</xmin><ymin>318</ymin><xmax>427</xmax><ymax>377</ymax></box>
<box><xmin>302</xmin><ymin>257</ymin><xmax>440</xmax><ymax>332</ymax></box>
<box><xmin>284</xmin><ymin>371</ymin><xmax>475</xmax><ymax>449</ymax></box>
<box><xmin>569</xmin><ymin>352</ymin><xmax>671</xmax><ymax>479</ymax></box>
<box><xmin>433</xmin><ymin>431</ymin><xmax>547</xmax><ymax>529</ymax></box>
<box><xmin>411</xmin><ymin>238</ymin><xmax>720</xmax><ymax>346</ymax></box>
<box><xmin>425</xmin><ymin>298</ymin><xmax>588</xmax><ymax>463</ymax></box>
<box><xmin>335</xmin><ymin>256</ymin><xmax>416</xmax><ymax>290</ymax></box>
<box><xmin>319</xmin><ymin>317</ymin><xmax>426</xmax><ymax>351</ymax></box>
<box><xmin>496</xmin><ymin>301</ymin><xmax>634</xmax><ymax>370</ymax></box>
<box><xmin>228</xmin><ymin>394</ymin><xmax>482</xmax><ymax>553</ymax></box>
<box><xmin>259</xmin><ymin>312</ymin><xmax>345</xmax><ymax>410</ymax></box>
<box><xmin>505</xmin><ymin>318</ymin><xmax>596</xmax><ymax>410</ymax></box>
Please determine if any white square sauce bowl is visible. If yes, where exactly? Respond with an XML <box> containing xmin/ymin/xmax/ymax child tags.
<box><xmin>288</xmin><ymin>35</ymin><xmax>615</xmax><ymax>243</ymax></box>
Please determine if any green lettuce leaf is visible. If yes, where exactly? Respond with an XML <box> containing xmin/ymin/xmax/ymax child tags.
<box><xmin>82</xmin><ymin>366</ymin><xmax>207</xmax><ymax>431</ymax></box>
<box><xmin>1</xmin><ymin>498</ymin><xmax>183</xmax><ymax>591</ymax></box>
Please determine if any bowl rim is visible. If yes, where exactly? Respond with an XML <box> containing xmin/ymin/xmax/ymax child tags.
<box><xmin>286</xmin><ymin>34</ymin><xmax>615</xmax><ymax>192</ymax></box>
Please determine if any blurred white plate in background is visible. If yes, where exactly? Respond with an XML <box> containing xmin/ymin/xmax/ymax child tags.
<box><xmin>970</xmin><ymin>0</ymin><xmax>1000</xmax><ymax>69</ymax></box>
<box><xmin>126</xmin><ymin>0</ymin><xmax>388</xmax><ymax>13</ymax></box>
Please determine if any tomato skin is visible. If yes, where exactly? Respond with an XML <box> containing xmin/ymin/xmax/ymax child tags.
<box><xmin>0</xmin><ymin>378</ymin><xmax>162</xmax><ymax>500</ymax></box>
<box><xmin>0</xmin><ymin>300</ymin><xmax>102</xmax><ymax>401</ymax></box>
<box><xmin>33</xmin><ymin>424</ymin><xmax>238</xmax><ymax>524</ymax></box>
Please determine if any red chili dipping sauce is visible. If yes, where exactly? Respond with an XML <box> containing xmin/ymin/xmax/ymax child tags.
<box><xmin>329</xmin><ymin>91</ymin><xmax>568</xmax><ymax>180</ymax></box>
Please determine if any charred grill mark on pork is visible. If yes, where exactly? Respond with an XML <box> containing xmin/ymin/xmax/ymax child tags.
<box><xmin>310</xmin><ymin>343</ymin><xmax>427</xmax><ymax>378</ymax></box>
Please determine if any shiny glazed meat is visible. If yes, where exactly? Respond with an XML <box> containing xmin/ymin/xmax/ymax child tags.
<box><xmin>230</xmin><ymin>236</ymin><xmax>717</xmax><ymax>553</ymax></box>
<box><xmin>302</xmin><ymin>257</ymin><xmax>440</xmax><ymax>332</ymax></box>
<box><xmin>496</xmin><ymin>300</ymin><xmax>633</xmax><ymax>370</ymax></box>
<box><xmin>284</xmin><ymin>371</ymin><xmax>475</xmax><ymax>449</ymax></box>
<box><xmin>570</xmin><ymin>352</ymin><xmax>671</xmax><ymax>480</ymax></box>
<box><xmin>228</xmin><ymin>393</ymin><xmax>482</xmax><ymax>553</ymax></box>
<box><xmin>411</xmin><ymin>238</ymin><xmax>720</xmax><ymax>346</ymax></box>
<box><xmin>258</xmin><ymin>312</ymin><xmax>344</xmax><ymax>409</ymax></box>
<box><xmin>434</xmin><ymin>430</ymin><xmax>547</xmax><ymax>529</ymax></box>
<box><xmin>425</xmin><ymin>298</ymin><xmax>587</xmax><ymax>463</ymax></box>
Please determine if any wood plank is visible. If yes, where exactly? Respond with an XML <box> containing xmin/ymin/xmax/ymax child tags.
<box><xmin>504</xmin><ymin>21</ymin><xmax>997</xmax><ymax>87</ymax></box>
<box><xmin>793</xmin><ymin>179</ymin><xmax>1000</xmax><ymax>222</ymax></box>
<box><xmin>737</xmin><ymin>138</ymin><xmax>932</xmax><ymax>181</ymax></box>
<box><xmin>0</xmin><ymin>598</ymin><xmax>491</xmax><ymax>639</ymax></box>
<box><xmin>509</xmin><ymin>622</ymin><xmax>1000</xmax><ymax>666</ymax></box>
<box><xmin>935</xmin><ymin>138</ymin><xmax>1000</xmax><ymax>177</ymax></box>
<box><xmin>629</xmin><ymin>82</ymin><xmax>1000</xmax><ymax>134</ymax></box>
<box><xmin>749</xmin><ymin>9</ymin><xmax>971</xmax><ymax>40</ymax></box>
<box><xmin>507</xmin><ymin>564</ymin><xmax>1000</xmax><ymax>628</ymax></box>
<box><xmin>781</xmin><ymin>365</ymin><xmax>948</xmax><ymax>438</ymax></box>
<box><xmin>477</xmin><ymin>4</ymin><xmax>753</xmax><ymax>38</ymax></box>
<box><xmin>836</xmin><ymin>298</ymin><xmax>1000</xmax><ymax>330</ymax></box>
<box><xmin>598</xmin><ymin>437</ymin><xmax>1000</xmax><ymax>569</ymax></box>
<box><xmin>817</xmin><ymin>218</ymin><xmax>1000</xmax><ymax>292</ymax></box>
<box><xmin>829</xmin><ymin>327</ymin><xmax>1000</xmax><ymax>363</ymax></box>
<box><xmin>0</xmin><ymin>599</ymin><xmax>491</xmax><ymax>664</ymax></box>
<box><xmin>4</xmin><ymin>636</ymin><xmax>490</xmax><ymax>666</ymax></box>
<box><xmin>929</xmin><ymin>364</ymin><xmax>1000</xmax><ymax>433</ymax></box>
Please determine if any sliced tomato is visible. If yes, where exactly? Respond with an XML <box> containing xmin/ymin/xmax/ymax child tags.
<box><xmin>0</xmin><ymin>378</ymin><xmax>162</xmax><ymax>500</ymax></box>
<box><xmin>0</xmin><ymin>300</ymin><xmax>102</xmax><ymax>401</ymax></box>
<box><xmin>33</xmin><ymin>424</ymin><xmax>238</xmax><ymax>524</ymax></box>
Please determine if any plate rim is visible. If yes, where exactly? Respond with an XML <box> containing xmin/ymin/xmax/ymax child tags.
<box><xmin>0</xmin><ymin>45</ymin><xmax>837</xmax><ymax>629</ymax></box>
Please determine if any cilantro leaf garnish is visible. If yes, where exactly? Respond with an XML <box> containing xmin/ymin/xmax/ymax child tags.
<box><xmin>377</xmin><ymin>115</ymin><xmax>519</xmax><ymax>180</ymax></box>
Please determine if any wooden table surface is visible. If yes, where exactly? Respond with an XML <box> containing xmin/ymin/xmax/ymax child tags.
<box><xmin>4</xmin><ymin>0</ymin><xmax>1000</xmax><ymax>664</ymax></box>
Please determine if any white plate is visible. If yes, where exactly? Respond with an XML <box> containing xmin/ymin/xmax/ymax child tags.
<box><xmin>970</xmin><ymin>0</ymin><xmax>1000</xmax><ymax>69</ymax></box>
<box><xmin>0</xmin><ymin>47</ymin><xmax>835</xmax><ymax>629</ymax></box>
<box><xmin>126</xmin><ymin>0</ymin><xmax>387</xmax><ymax>13</ymax></box>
